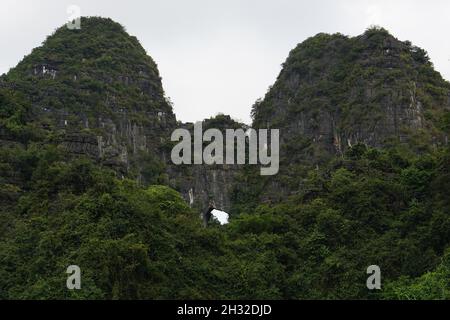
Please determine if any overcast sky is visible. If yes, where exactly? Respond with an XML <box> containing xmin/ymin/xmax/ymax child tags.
<box><xmin>2</xmin><ymin>0</ymin><xmax>450</xmax><ymax>124</ymax></box>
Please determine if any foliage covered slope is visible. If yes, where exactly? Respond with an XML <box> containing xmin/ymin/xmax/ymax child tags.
<box><xmin>0</xmin><ymin>136</ymin><xmax>448</xmax><ymax>299</ymax></box>
<box><xmin>0</xmin><ymin>21</ymin><xmax>449</xmax><ymax>299</ymax></box>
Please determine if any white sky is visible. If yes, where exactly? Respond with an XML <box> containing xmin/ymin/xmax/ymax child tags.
<box><xmin>1</xmin><ymin>0</ymin><xmax>450</xmax><ymax>124</ymax></box>
<box><xmin>211</xmin><ymin>209</ymin><xmax>229</xmax><ymax>225</ymax></box>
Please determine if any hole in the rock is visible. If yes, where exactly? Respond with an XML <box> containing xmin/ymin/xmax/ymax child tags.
<box><xmin>210</xmin><ymin>209</ymin><xmax>229</xmax><ymax>225</ymax></box>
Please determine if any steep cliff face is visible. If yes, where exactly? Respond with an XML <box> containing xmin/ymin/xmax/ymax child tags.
<box><xmin>2</xmin><ymin>20</ymin><xmax>450</xmax><ymax>300</ymax></box>
<box><xmin>0</xmin><ymin>17</ymin><xmax>237</xmax><ymax>213</ymax></box>
<box><xmin>169</xmin><ymin>163</ymin><xmax>238</xmax><ymax>213</ymax></box>
<box><xmin>252</xmin><ymin>28</ymin><xmax>450</xmax><ymax>160</ymax></box>
<box><xmin>234</xmin><ymin>27</ymin><xmax>450</xmax><ymax>208</ymax></box>
<box><xmin>167</xmin><ymin>115</ymin><xmax>245</xmax><ymax>213</ymax></box>
<box><xmin>2</xmin><ymin>17</ymin><xmax>176</xmax><ymax>182</ymax></box>
<box><xmin>3</xmin><ymin>22</ymin><xmax>450</xmax><ymax>215</ymax></box>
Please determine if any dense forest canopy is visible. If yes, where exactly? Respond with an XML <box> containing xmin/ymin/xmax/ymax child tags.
<box><xmin>0</xmin><ymin>19</ymin><xmax>449</xmax><ymax>299</ymax></box>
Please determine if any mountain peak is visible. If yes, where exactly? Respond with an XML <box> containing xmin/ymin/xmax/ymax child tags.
<box><xmin>4</xmin><ymin>16</ymin><xmax>173</xmax><ymax>113</ymax></box>
<box><xmin>1</xmin><ymin>17</ymin><xmax>176</xmax><ymax>179</ymax></box>
<box><xmin>7</xmin><ymin>17</ymin><xmax>160</xmax><ymax>87</ymax></box>
<box><xmin>253</xmin><ymin>28</ymin><xmax>450</xmax><ymax>163</ymax></box>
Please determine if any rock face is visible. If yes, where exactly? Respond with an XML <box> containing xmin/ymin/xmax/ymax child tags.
<box><xmin>166</xmin><ymin>115</ymin><xmax>245</xmax><ymax>213</ymax></box>
<box><xmin>3</xmin><ymin>17</ymin><xmax>176</xmax><ymax>180</ymax></box>
<box><xmin>1</xmin><ymin>17</ymin><xmax>236</xmax><ymax>213</ymax></box>
<box><xmin>169</xmin><ymin>164</ymin><xmax>239</xmax><ymax>213</ymax></box>
<box><xmin>2</xmin><ymin>22</ymin><xmax>450</xmax><ymax>215</ymax></box>
<box><xmin>252</xmin><ymin>28</ymin><xmax>450</xmax><ymax>162</ymax></box>
<box><xmin>240</xmin><ymin>27</ymin><xmax>450</xmax><ymax>205</ymax></box>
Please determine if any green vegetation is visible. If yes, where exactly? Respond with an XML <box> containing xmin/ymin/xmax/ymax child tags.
<box><xmin>4</xmin><ymin>17</ymin><xmax>171</xmax><ymax>137</ymax></box>
<box><xmin>0</xmin><ymin>131</ymin><xmax>448</xmax><ymax>299</ymax></box>
<box><xmin>0</xmin><ymin>20</ymin><xmax>448</xmax><ymax>300</ymax></box>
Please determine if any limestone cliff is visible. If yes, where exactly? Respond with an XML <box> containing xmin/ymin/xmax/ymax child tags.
<box><xmin>2</xmin><ymin>22</ymin><xmax>450</xmax><ymax>215</ymax></box>
<box><xmin>3</xmin><ymin>18</ymin><xmax>175</xmax><ymax>177</ymax></box>
<box><xmin>0</xmin><ymin>17</ymin><xmax>237</xmax><ymax>212</ymax></box>
<box><xmin>237</xmin><ymin>27</ymin><xmax>450</xmax><ymax>207</ymax></box>
<box><xmin>252</xmin><ymin>28</ymin><xmax>450</xmax><ymax>159</ymax></box>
